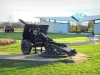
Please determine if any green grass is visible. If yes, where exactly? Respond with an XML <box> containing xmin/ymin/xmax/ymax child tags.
<box><xmin>0</xmin><ymin>32</ymin><xmax>88</xmax><ymax>43</ymax></box>
<box><xmin>0</xmin><ymin>32</ymin><xmax>22</xmax><ymax>39</ymax></box>
<box><xmin>0</xmin><ymin>41</ymin><xmax>100</xmax><ymax>75</ymax></box>
<box><xmin>0</xmin><ymin>32</ymin><xmax>95</xmax><ymax>75</ymax></box>
<box><xmin>0</xmin><ymin>40</ymin><xmax>21</xmax><ymax>54</ymax></box>
<box><xmin>49</xmin><ymin>33</ymin><xmax>88</xmax><ymax>43</ymax></box>
<box><xmin>53</xmin><ymin>37</ymin><xmax>88</xmax><ymax>43</ymax></box>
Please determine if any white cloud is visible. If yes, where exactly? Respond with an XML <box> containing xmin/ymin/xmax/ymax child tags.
<box><xmin>0</xmin><ymin>0</ymin><xmax>100</xmax><ymax>21</ymax></box>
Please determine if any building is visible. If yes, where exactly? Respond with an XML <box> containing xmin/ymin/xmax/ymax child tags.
<box><xmin>37</xmin><ymin>13</ymin><xmax>100</xmax><ymax>34</ymax></box>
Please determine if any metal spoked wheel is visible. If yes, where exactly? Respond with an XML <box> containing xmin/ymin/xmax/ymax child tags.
<box><xmin>21</xmin><ymin>40</ymin><xmax>32</xmax><ymax>55</ymax></box>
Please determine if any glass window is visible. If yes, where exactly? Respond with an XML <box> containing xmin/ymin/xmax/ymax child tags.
<box><xmin>72</xmin><ymin>13</ymin><xmax>86</xmax><ymax>21</ymax></box>
<box><xmin>56</xmin><ymin>20</ymin><xmax>69</xmax><ymax>23</ymax></box>
<box><xmin>56</xmin><ymin>20</ymin><xmax>62</xmax><ymax>23</ymax></box>
<box><xmin>45</xmin><ymin>19</ymin><xmax>49</xmax><ymax>22</ymax></box>
<box><xmin>70</xmin><ymin>21</ymin><xmax>77</xmax><ymax>25</ymax></box>
<box><xmin>61</xmin><ymin>21</ymin><xmax>69</xmax><ymax>23</ymax></box>
<box><xmin>81</xmin><ymin>22</ymin><xmax>86</xmax><ymax>25</ymax></box>
<box><xmin>95</xmin><ymin>20</ymin><xmax>100</xmax><ymax>23</ymax></box>
<box><xmin>81</xmin><ymin>21</ymin><xmax>89</xmax><ymax>26</ymax></box>
<box><xmin>50</xmin><ymin>20</ymin><xmax>55</xmax><ymax>22</ymax></box>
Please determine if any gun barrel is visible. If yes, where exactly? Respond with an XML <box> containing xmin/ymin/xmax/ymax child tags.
<box><xmin>19</xmin><ymin>19</ymin><xmax>27</xmax><ymax>25</ymax></box>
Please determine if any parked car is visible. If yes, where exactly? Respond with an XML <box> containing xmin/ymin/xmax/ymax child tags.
<box><xmin>5</xmin><ymin>26</ymin><xmax>14</xmax><ymax>33</ymax></box>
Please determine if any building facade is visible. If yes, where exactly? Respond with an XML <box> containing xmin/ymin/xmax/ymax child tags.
<box><xmin>38</xmin><ymin>13</ymin><xmax>100</xmax><ymax>34</ymax></box>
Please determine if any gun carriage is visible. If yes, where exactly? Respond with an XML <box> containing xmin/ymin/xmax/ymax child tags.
<box><xmin>19</xmin><ymin>19</ymin><xmax>77</xmax><ymax>57</ymax></box>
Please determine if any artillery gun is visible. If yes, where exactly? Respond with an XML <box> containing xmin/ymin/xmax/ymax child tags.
<box><xmin>19</xmin><ymin>19</ymin><xmax>77</xmax><ymax>57</ymax></box>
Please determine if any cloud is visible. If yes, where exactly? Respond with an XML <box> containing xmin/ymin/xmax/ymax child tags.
<box><xmin>0</xmin><ymin>0</ymin><xmax>100</xmax><ymax>21</ymax></box>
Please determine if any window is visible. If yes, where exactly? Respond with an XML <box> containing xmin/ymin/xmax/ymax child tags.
<box><xmin>95</xmin><ymin>20</ymin><xmax>100</xmax><ymax>23</ymax></box>
<box><xmin>72</xmin><ymin>13</ymin><xmax>86</xmax><ymax>21</ymax></box>
<box><xmin>81</xmin><ymin>21</ymin><xmax>89</xmax><ymax>26</ymax></box>
<box><xmin>45</xmin><ymin>19</ymin><xmax>49</xmax><ymax>22</ymax></box>
<box><xmin>56</xmin><ymin>20</ymin><xmax>68</xmax><ymax>23</ymax></box>
<box><xmin>50</xmin><ymin>20</ymin><xmax>55</xmax><ymax>22</ymax></box>
<box><xmin>61</xmin><ymin>21</ymin><xmax>69</xmax><ymax>23</ymax></box>
<box><xmin>56</xmin><ymin>20</ymin><xmax>62</xmax><ymax>23</ymax></box>
<box><xmin>70</xmin><ymin>21</ymin><xmax>77</xmax><ymax>25</ymax></box>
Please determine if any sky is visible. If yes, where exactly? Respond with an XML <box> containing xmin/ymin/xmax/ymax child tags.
<box><xmin>0</xmin><ymin>0</ymin><xmax>100</xmax><ymax>22</ymax></box>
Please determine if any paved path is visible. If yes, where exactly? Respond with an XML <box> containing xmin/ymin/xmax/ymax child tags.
<box><xmin>66</xmin><ymin>34</ymin><xmax>100</xmax><ymax>46</ymax></box>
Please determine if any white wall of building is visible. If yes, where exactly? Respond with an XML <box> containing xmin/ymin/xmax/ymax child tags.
<box><xmin>39</xmin><ymin>18</ymin><xmax>55</xmax><ymax>33</ymax></box>
<box><xmin>38</xmin><ymin>15</ymin><xmax>100</xmax><ymax>34</ymax></box>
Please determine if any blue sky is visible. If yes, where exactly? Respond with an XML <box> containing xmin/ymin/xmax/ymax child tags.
<box><xmin>0</xmin><ymin>0</ymin><xmax>100</xmax><ymax>22</ymax></box>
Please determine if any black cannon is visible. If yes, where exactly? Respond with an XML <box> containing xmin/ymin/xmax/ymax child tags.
<box><xmin>19</xmin><ymin>19</ymin><xmax>77</xmax><ymax>57</ymax></box>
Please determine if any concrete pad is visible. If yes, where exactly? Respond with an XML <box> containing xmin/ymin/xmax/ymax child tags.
<box><xmin>0</xmin><ymin>53</ymin><xmax>88</xmax><ymax>63</ymax></box>
<box><xmin>64</xmin><ymin>53</ymin><xmax>88</xmax><ymax>63</ymax></box>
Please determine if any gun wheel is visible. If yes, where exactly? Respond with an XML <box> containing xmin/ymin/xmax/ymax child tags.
<box><xmin>21</xmin><ymin>40</ymin><xmax>32</xmax><ymax>55</ymax></box>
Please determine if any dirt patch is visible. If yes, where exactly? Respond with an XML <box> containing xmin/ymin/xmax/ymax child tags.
<box><xmin>0</xmin><ymin>39</ymin><xmax>14</xmax><ymax>46</ymax></box>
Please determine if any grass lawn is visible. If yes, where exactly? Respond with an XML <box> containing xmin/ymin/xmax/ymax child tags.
<box><xmin>0</xmin><ymin>41</ymin><xmax>100</xmax><ymax>75</ymax></box>
<box><xmin>53</xmin><ymin>37</ymin><xmax>88</xmax><ymax>43</ymax></box>
<box><xmin>0</xmin><ymin>32</ymin><xmax>22</xmax><ymax>39</ymax></box>
<box><xmin>0</xmin><ymin>32</ymin><xmax>88</xmax><ymax>43</ymax></box>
